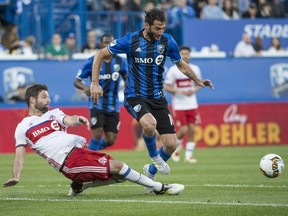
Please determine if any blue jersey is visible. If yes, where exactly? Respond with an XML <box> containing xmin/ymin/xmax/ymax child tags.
<box><xmin>76</xmin><ymin>55</ymin><xmax>128</xmax><ymax>112</ymax></box>
<box><xmin>108</xmin><ymin>30</ymin><xmax>181</xmax><ymax>99</ymax></box>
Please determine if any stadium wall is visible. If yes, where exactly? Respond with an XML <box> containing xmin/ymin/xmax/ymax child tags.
<box><xmin>0</xmin><ymin>58</ymin><xmax>287</xmax><ymax>152</ymax></box>
<box><xmin>183</xmin><ymin>19</ymin><xmax>288</xmax><ymax>54</ymax></box>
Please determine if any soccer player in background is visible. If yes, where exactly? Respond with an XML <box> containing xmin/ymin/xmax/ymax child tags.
<box><xmin>90</xmin><ymin>9</ymin><xmax>213</xmax><ymax>192</ymax></box>
<box><xmin>164</xmin><ymin>45</ymin><xmax>202</xmax><ymax>163</ymax></box>
<box><xmin>3</xmin><ymin>84</ymin><xmax>184</xmax><ymax>196</ymax></box>
<box><xmin>74</xmin><ymin>34</ymin><xmax>127</xmax><ymax>150</ymax></box>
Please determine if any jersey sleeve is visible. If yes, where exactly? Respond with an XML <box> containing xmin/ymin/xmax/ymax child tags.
<box><xmin>14</xmin><ymin>123</ymin><xmax>28</xmax><ymax>148</ymax></box>
<box><xmin>120</xmin><ymin>57</ymin><xmax>128</xmax><ymax>77</ymax></box>
<box><xmin>76</xmin><ymin>56</ymin><xmax>93</xmax><ymax>80</ymax></box>
<box><xmin>53</xmin><ymin>108</ymin><xmax>67</xmax><ymax>128</ymax></box>
<box><xmin>166</xmin><ymin>36</ymin><xmax>182</xmax><ymax>63</ymax></box>
<box><xmin>108</xmin><ymin>34</ymin><xmax>130</xmax><ymax>55</ymax></box>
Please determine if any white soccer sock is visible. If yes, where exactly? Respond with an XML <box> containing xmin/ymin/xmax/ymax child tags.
<box><xmin>185</xmin><ymin>142</ymin><xmax>195</xmax><ymax>159</ymax></box>
<box><xmin>119</xmin><ymin>163</ymin><xmax>162</xmax><ymax>191</ymax></box>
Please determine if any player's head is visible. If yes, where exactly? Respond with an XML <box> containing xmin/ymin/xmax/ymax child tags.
<box><xmin>25</xmin><ymin>84</ymin><xmax>50</xmax><ymax>113</ymax></box>
<box><xmin>100</xmin><ymin>34</ymin><xmax>114</xmax><ymax>49</ymax></box>
<box><xmin>144</xmin><ymin>9</ymin><xmax>166</xmax><ymax>41</ymax></box>
<box><xmin>179</xmin><ymin>46</ymin><xmax>191</xmax><ymax>64</ymax></box>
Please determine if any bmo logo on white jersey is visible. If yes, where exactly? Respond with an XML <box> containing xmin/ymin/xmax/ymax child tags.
<box><xmin>51</xmin><ymin>120</ymin><xmax>61</xmax><ymax>130</ymax></box>
<box><xmin>32</xmin><ymin>127</ymin><xmax>50</xmax><ymax>138</ymax></box>
<box><xmin>28</xmin><ymin>120</ymin><xmax>62</xmax><ymax>142</ymax></box>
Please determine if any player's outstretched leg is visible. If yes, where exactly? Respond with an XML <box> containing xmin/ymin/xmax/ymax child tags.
<box><xmin>118</xmin><ymin>163</ymin><xmax>183</xmax><ymax>195</ymax></box>
<box><xmin>68</xmin><ymin>179</ymin><xmax>125</xmax><ymax>196</ymax></box>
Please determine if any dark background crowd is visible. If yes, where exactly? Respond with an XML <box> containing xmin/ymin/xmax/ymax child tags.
<box><xmin>0</xmin><ymin>0</ymin><xmax>287</xmax><ymax>58</ymax></box>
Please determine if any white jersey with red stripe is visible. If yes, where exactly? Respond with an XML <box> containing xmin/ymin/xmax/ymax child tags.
<box><xmin>14</xmin><ymin>108</ymin><xmax>86</xmax><ymax>171</ymax></box>
<box><xmin>165</xmin><ymin>63</ymin><xmax>202</xmax><ymax>110</ymax></box>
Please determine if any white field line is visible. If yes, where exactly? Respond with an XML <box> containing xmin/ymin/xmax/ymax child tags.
<box><xmin>14</xmin><ymin>184</ymin><xmax>288</xmax><ymax>189</ymax></box>
<box><xmin>1</xmin><ymin>197</ymin><xmax>288</xmax><ymax>207</ymax></box>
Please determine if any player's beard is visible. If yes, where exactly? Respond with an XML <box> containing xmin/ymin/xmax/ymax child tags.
<box><xmin>147</xmin><ymin>29</ymin><xmax>160</xmax><ymax>41</ymax></box>
<box><xmin>35</xmin><ymin>101</ymin><xmax>49</xmax><ymax>113</ymax></box>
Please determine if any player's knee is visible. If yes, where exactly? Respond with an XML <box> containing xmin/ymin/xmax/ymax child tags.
<box><xmin>110</xmin><ymin>160</ymin><xmax>124</xmax><ymax>174</ymax></box>
<box><xmin>140</xmin><ymin>115</ymin><xmax>157</xmax><ymax>134</ymax></box>
<box><xmin>164</xmin><ymin>137</ymin><xmax>178</xmax><ymax>152</ymax></box>
<box><xmin>141</xmin><ymin>121</ymin><xmax>157</xmax><ymax>136</ymax></box>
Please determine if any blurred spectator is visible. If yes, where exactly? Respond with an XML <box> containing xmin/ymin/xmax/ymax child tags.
<box><xmin>193</xmin><ymin>0</ymin><xmax>207</xmax><ymax>18</ymax></box>
<box><xmin>201</xmin><ymin>0</ymin><xmax>225</xmax><ymax>19</ymax></box>
<box><xmin>258</xmin><ymin>0</ymin><xmax>273</xmax><ymax>18</ymax></box>
<box><xmin>81</xmin><ymin>30</ymin><xmax>100</xmax><ymax>54</ymax></box>
<box><xmin>267</xmin><ymin>37</ymin><xmax>284</xmax><ymax>52</ymax></box>
<box><xmin>124</xmin><ymin>0</ymin><xmax>143</xmax><ymax>30</ymax></box>
<box><xmin>71</xmin><ymin>88</ymin><xmax>89</xmax><ymax>102</ymax></box>
<box><xmin>65</xmin><ymin>33</ymin><xmax>77</xmax><ymax>58</ymax></box>
<box><xmin>45</xmin><ymin>33</ymin><xmax>69</xmax><ymax>61</ymax></box>
<box><xmin>222</xmin><ymin>0</ymin><xmax>240</xmax><ymax>19</ymax></box>
<box><xmin>125</xmin><ymin>0</ymin><xmax>142</xmax><ymax>10</ymax></box>
<box><xmin>237</xmin><ymin>0</ymin><xmax>250</xmax><ymax>15</ymax></box>
<box><xmin>253</xmin><ymin>36</ymin><xmax>264</xmax><ymax>55</ymax></box>
<box><xmin>234</xmin><ymin>33</ymin><xmax>256</xmax><ymax>57</ymax></box>
<box><xmin>86</xmin><ymin>0</ymin><xmax>106</xmax><ymax>11</ymax></box>
<box><xmin>1</xmin><ymin>24</ymin><xmax>20</xmax><ymax>54</ymax></box>
<box><xmin>20</xmin><ymin>35</ymin><xmax>36</xmax><ymax>55</ymax></box>
<box><xmin>0</xmin><ymin>36</ymin><xmax>5</xmax><ymax>53</ymax></box>
<box><xmin>143</xmin><ymin>0</ymin><xmax>157</xmax><ymax>11</ymax></box>
<box><xmin>7</xmin><ymin>85</ymin><xmax>26</xmax><ymax>102</ymax></box>
<box><xmin>270</xmin><ymin>0</ymin><xmax>286</xmax><ymax>18</ymax></box>
<box><xmin>166</xmin><ymin>0</ymin><xmax>195</xmax><ymax>45</ymax></box>
<box><xmin>242</xmin><ymin>3</ymin><xmax>261</xmax><ymax>19</ymax></box>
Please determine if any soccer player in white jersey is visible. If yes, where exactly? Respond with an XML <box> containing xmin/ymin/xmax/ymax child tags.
<box><xmin>3</xmin><ymin>84</ymin><xmax>184</xmax><ymax>196</ymax></box>
<box><xmin>164</xmin><ymin>46</ymin><xmax>202</xmax><ymax>163</ymax></box>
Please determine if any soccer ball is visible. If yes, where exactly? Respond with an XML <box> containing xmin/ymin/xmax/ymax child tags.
<box><xmin>259</xmin><ymin>154</ymin><xmax>284</xmax><ymax>178</ymax></box>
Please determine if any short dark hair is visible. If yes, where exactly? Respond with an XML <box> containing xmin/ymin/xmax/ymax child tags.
<box><xmin>179</xmin><ymin>46</ymin><xmax>191</xmax><ymax>52</ymax></box>
<box><xmin>145</xmin><ymin>9</ymin><xmax>166</xmax><ymax>26</ymax></box>
<box><xmin>25</xmin><ymin>84</ymin><xmax>48</xmax><ymax>107</ymax></box>
<box><xmin>100</xmin><ymin>34</ymin><xmax>113</xmax><ymax>43</ymax></box>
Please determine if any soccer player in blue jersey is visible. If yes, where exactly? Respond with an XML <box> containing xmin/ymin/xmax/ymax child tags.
<box><xmin>90</xmin><ymin>9</ymin><xmax>214</xmax><ymax>188</ymax></box>
<box><xmin>74</xmin><ymin>34</ymin><xmax>128</xmax><ymax>150</ymax></box>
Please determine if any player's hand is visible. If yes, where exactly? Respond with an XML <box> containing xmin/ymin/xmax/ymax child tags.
<box><xmin>77</xmin><ymin>116</ymin><xmax>90</xmax><ymax>131</ymax></box>
<box><xmin>90</xmin><ymin>83</ymin><xmax>103</xmax><ymax>104</ymax></box>
<box><xmin>198</xmin><ymin>79</ymin><xmax>214</xmax><ymax>90</ymax></box>
<box><xmin>3</xmin><ymin>178</ymin><xmax>19</xmax><ymax>187</ymax></box>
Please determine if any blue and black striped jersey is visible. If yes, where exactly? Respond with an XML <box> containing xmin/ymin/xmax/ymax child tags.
<box><xmin>76</xmin><ymin>55</ymin><xmax>127</xmax><ymax>112</ymax></box>
<box><xmin>108</xmin><ymin>30</ymin><xmax>181</xmax><ymax>99</ymax></box>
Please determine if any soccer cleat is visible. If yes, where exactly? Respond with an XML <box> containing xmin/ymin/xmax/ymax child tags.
<box><xmin>67</xmin><ymin>181</ymin><xmax>83</xmax><ymax>196</ymax></box>
<box><xmin>152</xmin><ymin>158</ymin><xmax>170</xmax><ymax>175</ymax></box>
<box><xmin>184</xmin><ymin>157</ymin><xmax>198</xmax><ymax>163</ymax></box>
<box><xmin>154</xmin><ymin>183</ymin><xmax>185</xmax><ymax>195</ymax></box>
<box><xmin>143</xmin><ymin>164</ymin><xmax>155</xmax><ymax>194</ymax></box>
<box><xmin>171</xmin><ymin>152</ymin><xmax>180</xmax><ymax>162</ymax></box>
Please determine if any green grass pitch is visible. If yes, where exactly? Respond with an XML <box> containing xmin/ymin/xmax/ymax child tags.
<box><xmin>1</xmin><ymin>145</ymin><xmax>287</xmax><ymax>216</ymax></box>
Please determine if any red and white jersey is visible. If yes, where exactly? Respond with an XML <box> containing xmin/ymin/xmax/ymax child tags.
<box><xmin>14</xmin><ymin>108</ymin><xmax>86</xmax><ymax>171</ymax></box>
<box><xmin>165</xmin><ymin>64</ymin><xmax>201</xmax><ymax>110</ymax></box>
